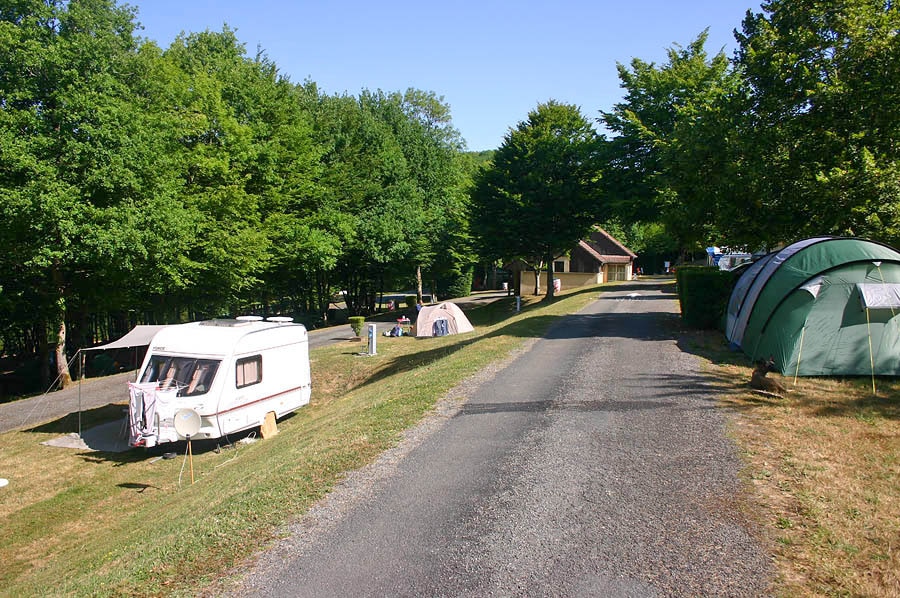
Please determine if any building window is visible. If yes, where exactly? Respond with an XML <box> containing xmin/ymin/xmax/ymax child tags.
<box><xmin>554</xmin><ymin>261</ymin><xmax>565</xmax><ymax>273</ymax></box>
<box><xmin>610</xmin><ymin>264</ymin><xmax>628</xmax><ymax>281</ymax></box>
<box><xmin>236</xmin><ymin>355</ymin><xmax>262</xmax><ymax>388</ymax></box>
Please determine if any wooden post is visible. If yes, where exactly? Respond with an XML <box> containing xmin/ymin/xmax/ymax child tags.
<box><xmin>261</xmin><ymin>411</ymin><xmax>278</xmax><ymax>439</ymax></box>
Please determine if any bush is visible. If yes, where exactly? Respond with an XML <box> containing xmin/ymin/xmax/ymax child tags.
<box><xmin>439</xmin><ymin>267</ymin><xmax>474</xmax><ymax>299</ymax></box>
<box><xmin>348</xmin><ymin>316</ymin><xmax>365</xmax><ymax>337</ymax></box>
<box><xmin>676</xmin><ymin>266</ymin><xmax>734</xmax><ymax>329</ymax></box>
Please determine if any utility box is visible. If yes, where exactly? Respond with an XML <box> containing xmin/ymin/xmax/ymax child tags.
<box><xmin>367</xmin><ymin>323</ymin><xmax>377</xmax><ymax>355</ymax></box>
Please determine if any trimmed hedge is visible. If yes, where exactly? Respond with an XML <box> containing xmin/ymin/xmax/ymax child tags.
<box><xmin>676</xmin><ymin>266</ymin><xmax>735</xmax><ymax>329</ymax></box>
<box><xmin>348</xmin><ymin>316</ymin><xmax>365</xmax><ymax>337</ymax></box>
<box><xmin>439</xmin><ymin>266</ymin><xmax>474</xmax><ymax>299</ymax></box>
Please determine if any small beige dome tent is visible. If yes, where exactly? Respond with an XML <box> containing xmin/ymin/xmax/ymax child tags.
<box><xmin>415</xmin><ymin>302</ymin><xmax>474</xmax><ymax>337</ymax></box>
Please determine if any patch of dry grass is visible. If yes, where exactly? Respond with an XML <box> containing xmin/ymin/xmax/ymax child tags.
<box><xmin>685</xmin><ymin>329</ymin><xmax>900</xmax><ymax>597</ymax></box>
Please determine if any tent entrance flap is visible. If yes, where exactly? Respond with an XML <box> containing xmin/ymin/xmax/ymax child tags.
<box><xmin>857</xmin><ymin>283</ymin><xmax>900</xmax><ymax>309</ymax></box>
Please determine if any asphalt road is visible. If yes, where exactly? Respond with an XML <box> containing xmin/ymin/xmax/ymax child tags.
<box><xmin>224</xmin><ymin>279</ymin><xmax>772</xmax><ymax>597</ymax></box>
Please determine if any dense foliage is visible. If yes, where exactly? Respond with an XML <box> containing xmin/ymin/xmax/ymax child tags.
<box><xmin>675</xmin><ymin>266</ymin><xmax>735</xmax><ymax>330</ymax></box>
<box><xmin>470</xmin><ymin>101</ymin><xmax>601</xmax><ymax>298</ymax></box>
<box><xmin>0</xmin><ymin>0</ymin><xmax>473</xmax><ymax>389</ymax></box>
<box><xmin>601</xmin><ymin>1</ymin><xmax>900</xmax><ymax>256</ymax></box>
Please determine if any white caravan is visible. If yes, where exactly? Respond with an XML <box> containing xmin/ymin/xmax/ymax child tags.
<box><xmin>127</xmin><ymin>317</ymin><xmax>311</xmax><ymax>448</ymax></box>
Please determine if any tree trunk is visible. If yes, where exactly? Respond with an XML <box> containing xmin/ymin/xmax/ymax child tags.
<box><xmin>533</xmin><ymin>269</ymin><xmax>541</xmax><ymax>296</ymax></box>
<box><xmin>38</xmin><ymin>320</ymin><xmax>50</xmax><ymax>390</ymax></box>
<box><xmin>53</xmin><ymin>298</ymin><xmax>73</xmax><ymax>389</ymax></box>
<box><xmin>416</xmin><ymin>265</ymin><xmax>424</xmax><ymax>303</ymax></box>
<box><xmin>315</xmin><ymin>269</ymin><xmax>331</xmax><ymax>323</ymax></box>
<box><xmin>546</xmin><ymin>260</ymin><xmax>555</xmax><ymax>300</ymax></box>
<box><xmin>51</xmin><ymin>264</ymin><xmax>73</xmax><ymax>389</ymax></box>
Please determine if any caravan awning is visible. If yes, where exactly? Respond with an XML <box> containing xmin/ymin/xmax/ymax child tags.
<box><xmin>857</xmin><ymin>283</ymin><xmax>900</xmax><ymax>309</ymax></box>
<box><xmin>83</xmin><ymin>325</ymin><xmax>168</xmax><ymax>351</ymax></box>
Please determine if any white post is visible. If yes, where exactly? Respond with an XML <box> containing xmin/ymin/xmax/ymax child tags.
<box><xmin>367</xmin><ymin>323</ymin><xmax>377</xmax><ymax>356</ymax></box>
<box><xmin>516</xmin><ymin>296</ymin><xmax>521</xmax><ymax>313</ymax></box>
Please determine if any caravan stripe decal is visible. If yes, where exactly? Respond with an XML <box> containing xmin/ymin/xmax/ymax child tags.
<box><xmin>202</xmin><ymin>384</ymin><xmax>310</xmax><ymax>418</ymax></box>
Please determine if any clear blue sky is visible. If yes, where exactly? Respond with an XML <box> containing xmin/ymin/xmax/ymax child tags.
<box><xmin>130</xmin><ymin>1</ymin><xmax>763</xmax><ymax>152</ymax></box>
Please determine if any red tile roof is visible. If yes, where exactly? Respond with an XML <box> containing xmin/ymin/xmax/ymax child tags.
<box><xmin>578</xmin><ymin>227</ymin><xmax>636</xmax><ymax>264</ymax></box>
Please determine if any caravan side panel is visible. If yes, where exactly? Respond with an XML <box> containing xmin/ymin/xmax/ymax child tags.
<box><xmin>214</xmin><ymin>325</ymin><xmax>311</xmax><ymax>436</ymax></box>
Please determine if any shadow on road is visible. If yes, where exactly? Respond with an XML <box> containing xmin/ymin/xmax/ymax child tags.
<box><xmin>456</xmin><ymin>398</ymin><xmax>679</xmax><ymax>416</ymax></box>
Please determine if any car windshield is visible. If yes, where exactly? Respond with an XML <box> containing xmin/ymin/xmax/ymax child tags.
<box><xmin>140</xmin><ymin>356</ymin><xmax>221</xmax><ymax>397</ymax></box>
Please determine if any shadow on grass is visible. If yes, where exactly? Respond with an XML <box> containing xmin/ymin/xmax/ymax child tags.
<box><xmin>118</xmin><ymin>482</ymin><xmax>161</xmax><ymax>493</ymax></box>
<box><xmin>674</xmin><ymin>324</ymin><xmax>900</xmax><ymax>421</ymax></box>
<box><xmin>22</xmin><ymin>402</ymin><xmax>273</xmax><ymax>464</ymax></box>
<box><xmin>801</xmin><ymin>384</ymin><xmax>900</xmax><ymax>420</ymax></box>
<box><xmin>25</xmin><ymin>403</ymin><xmax>126</xmax><ymax>435</ymax></box>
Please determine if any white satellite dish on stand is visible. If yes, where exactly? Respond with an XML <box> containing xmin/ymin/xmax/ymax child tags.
<box><xmin>174</xmin><ymin>409</ymin><xmax>201</xmax><ymax>484</ymax></box>
<box><xmin>174</xmin><ymin>409</ymin><xmax>201</xmax><ymax>437</ymax></box>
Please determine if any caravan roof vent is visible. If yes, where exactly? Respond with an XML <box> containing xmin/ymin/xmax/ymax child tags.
<box><xmin>266</xmin><ymin>316</ymin><xmax>294</xmax><ymax>323</ymax></box>
<box><xmin>201</xmin><ymin>319</ymin><xmax>252</xmax><ymax>327</ymax></box>
<box><xmin>236</xmin><ymin>315</ymin><xmax>264</xmax><ymax>322</ymax></box>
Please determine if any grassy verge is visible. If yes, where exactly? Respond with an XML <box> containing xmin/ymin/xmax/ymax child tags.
<box><xmin>0</xmin><ymin>287</ymin><xmax>599</xmax><ymax>597</ymax></box>
<box><xmin>681</xmin><ymin>329</ymin><xmax>899</xmax><ymax>597</ymax></box>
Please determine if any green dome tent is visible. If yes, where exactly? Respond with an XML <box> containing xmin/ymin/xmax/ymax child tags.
<box><xmin>725</xmin><ymin>237</ymin><xmax>900</xmax><ymax>377</ymax></box>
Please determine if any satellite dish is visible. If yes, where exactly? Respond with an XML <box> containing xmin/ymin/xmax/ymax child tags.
<box><xmin>173</xmin><ymin>409</ymin><xmax>201</xmax><ymax>437</ymax></box>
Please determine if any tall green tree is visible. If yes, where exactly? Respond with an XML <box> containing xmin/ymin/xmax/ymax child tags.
<box><xmin>600</xmin><ymin>31</ymin><xmax>739</xmax><ymax>254</ymax></box>
<box><xmin>0</xmin><ymin>0</ymin><xmax>188</xmax><ymax>386</ymax></box>
<box><xmin>361</xmin><ymin>89</ymin><xmax>469</xmax><ymax>302</ymax></box>
<box><xmin>471</xmin><ymin>101</ymin><xmax>600</xmax><ymax>298</ymax></box>
<box><xmin>734</xmin><ymin>0</ymin><xmax>900</xmax><ymax>246</ymax></box>
<box><xmin>310</xmin><ymin>91</ymin><xmax>417</xmax><ymax>315</ymax></box>
<box><xmin>160</xmin><ymin>29</ymin><xmax>276</xmax><ymax>315</ymax></box>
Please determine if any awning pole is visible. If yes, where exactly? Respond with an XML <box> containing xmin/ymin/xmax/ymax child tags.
<box><xmin>866</xmin><ymin>307</ymin><xmax>877</xmax><ymax>396</ymax></box>
<box><xmin>794</xmin><ymin>326</ymin><xmax>806</xmax><ymax>386</ymax></box>
<box><xmin>77</xmin><ymin>350</ymin><xmax>85</xmax><ymax>438</ymax></box>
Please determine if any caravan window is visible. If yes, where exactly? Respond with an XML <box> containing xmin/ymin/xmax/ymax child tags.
<box><xmin>236</xmin><ymin>355</ymin><xmax>262</xmax><ymax>388</ymax></box>
<box><xmin>140</xmin><ymin>356</ymin><xmax>221</xmax><ymax>397</ymax></box>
